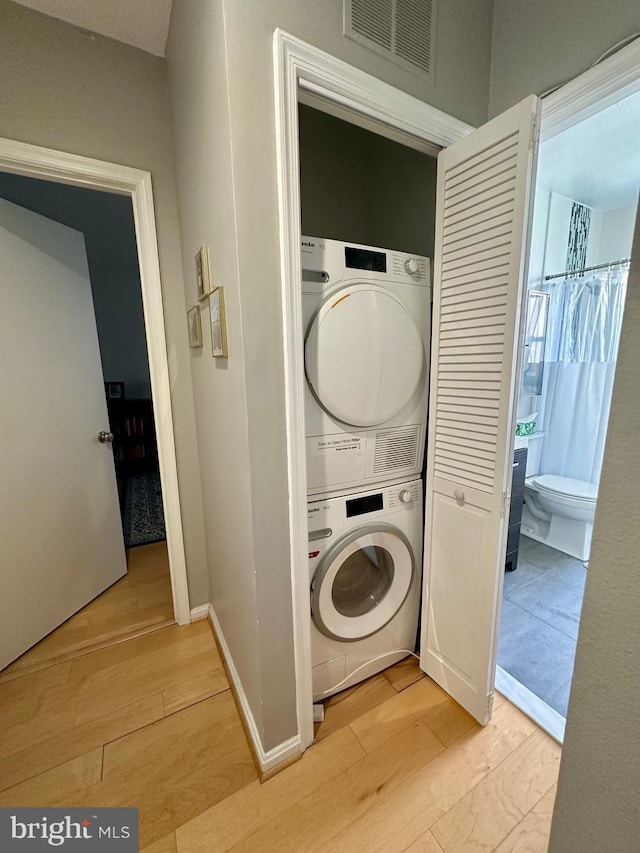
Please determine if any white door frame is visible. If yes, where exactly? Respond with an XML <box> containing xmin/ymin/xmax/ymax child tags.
<box><xmin>0</xmin><ymin>137</ymin><xmax>191</xmax><ymax>626</ymax></box>
<box><xmin>275</xmin><ymin>30</ymin><xmax>640</xmax><ymax>751</ymax></box>
<box><xmin>273</xmin><ymin>29</ymin><xmax>473</xmax><ymax>749</ymax></box>
<box><xmin>541</xmin><ymin>37</ymin><xmax>640</xmax><ymax>141</ymax></box>
<box><xmin>494</xmin><ymin>37</ymin><xmax>640</xmax><ymax>743</ymax></box>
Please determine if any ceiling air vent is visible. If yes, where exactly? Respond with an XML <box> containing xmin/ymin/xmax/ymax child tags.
<box><xmin>345</xmin><ymin>0</ymin><xmax>436</xmax><ymax>80</ymax></box>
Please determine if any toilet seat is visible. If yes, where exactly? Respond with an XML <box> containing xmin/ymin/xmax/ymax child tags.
<box><xmin>531</xmin><ymin>474</ymin><xmax>597</xmax><ymax>503</ymax></box>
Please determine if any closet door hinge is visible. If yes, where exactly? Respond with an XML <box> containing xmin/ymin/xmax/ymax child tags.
<box><xmin>529</xmin><ymin>113</ymin><xmax>539</xmax><ymax>154</ymax></box>
<box><xmin>501</xmin><ymin>489</ymin><xmax>511</xmax><ymax>518</ymax></box>
<box><xmin>486</xmin><ymin>690</ymin><xmax>495</xmax><ymax>718</ymax></box>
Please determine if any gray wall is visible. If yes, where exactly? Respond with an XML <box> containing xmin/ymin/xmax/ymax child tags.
<box><xmin>0</xmin><ymin>173</ymin><xmax>151</xmax><ymax>399</ymax></box>
<box><xmin>166</xmin><ymin>0</ymin><xmax>493</xmax><ymax>754</ymax></box>
<box><xmin>490</xmin><ymin>0</ymin><xmax>640</xmax><ymax>115</ymax></box>
<box><xmin>548</xmin><ymin>197</ymin><xmax>640</xmax><ymax>853</ymax></box>
<box><xmin>299</xmin><ymin>105</ymin><xmax>437</xmax><ymax>258</ymax></box>
<box><xmin>0</xmin><ymin>0</ymin><xmax>209</xmax><ymax>605</ymax></box>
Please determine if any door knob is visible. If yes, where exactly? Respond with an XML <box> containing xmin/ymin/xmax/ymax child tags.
<box><xmin>98</xmin><ymin>431</ymin><xmax>114</xmax><ymax>443</ymax></box>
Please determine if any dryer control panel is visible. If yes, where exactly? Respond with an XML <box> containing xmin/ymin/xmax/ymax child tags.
<box><xmin>301</xmin><ymin>235</ymin><xmax>430</xmax><ymax>293</ymax></box>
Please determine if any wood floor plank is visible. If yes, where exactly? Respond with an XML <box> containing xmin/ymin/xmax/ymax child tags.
<box><xmin>162</xmin><ymin>668</ymin><xmax>229</xmax><ymax>716</ymax></box>
<box><xmin>314</xmin><ymin>674</ymin><xmax>396</xmax><ymax>741</ymax></box>
<box><xmin>0</xmin><ymin>622</ymin><xmax>217</xmax><ymax>792</ymax></box>
<box><xmin>382</xmin><ymin>656</ymin><xmax>426</xmax><ymax>692</ymax></box>
<box><xmin>431</xmin><ymin>729</ymin><xmax>561</xmax><ymax>852</ymax></box>
<box><xmin>350</xmin><ymin>676</ymin><xmax>453</xmax><ymax>753</ymax></box>
<box><xmin>71</xmin><ymin>626</ymin><xmax>217</xmax><ymax>726</ymax></box>
<box><xmin>175</xmin><ymin>726</ymin><xmax>365</xmax><ymax>853</ymax></box>
<box><xmin>225</xmin><ymin>721</ymin><xmax>443</xmax><ymax>853</ymax></box>
<box><xmin>493</xmin><ymin>784</ymin><xmax>557</xmax><ymax>852</ymax></box>
<box><xmin>142</xmin><ymin>833</ymin><xmax>177</xmax><ymax>853</ymax></box>
<box><xmin>0</xmin><ymin>748</ymin><xmax>103</xmax><ymax>807</ymax></box>
<box><xmin>94</xmin><ymin>692</ymin><xmax>256</xmax><ymax>848</ymax></box>
<box><xmin>1</xmin><ymin>542</ymin><xmax>174</xmax><ymax>682</ymax></box>
<box><xmin>422</xmin><ymin>694</ymin><xmax>479</xmax><ymax>747</ymax></box>
<box><xmin>314</xmin><ymin>701</ymin><xmax>537</xmax><ymax>853</ymax></box>
<box><xmin>0</xmin><ymin>692</ymin><xmax>164</xmax><ymax>793</ymax></box>
<box><xmin>403</xmin><ymin>831</ymin><xmax>445</xmax><ymax>852</ymax></box>
<box><xmin>0</xmin><ymin>661</ymin><xmax>71</xmax><ymax>724</ymax></box>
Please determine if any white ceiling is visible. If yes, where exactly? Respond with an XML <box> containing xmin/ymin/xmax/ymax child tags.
<box><xmin>538</xmin><ymin>90</ymin><xmax>640</xmax><ymax>211</ymax></box>
<box><xmin>13</xmin><ymin>0</ymin><xmax>173</xmax><ymax>57</ymax></box>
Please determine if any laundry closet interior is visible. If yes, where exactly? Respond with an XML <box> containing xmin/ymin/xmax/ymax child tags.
<box><xmin>298</xmin><ymin>100</ymin><xmax>439</xmax><ymax>708</ymax></box>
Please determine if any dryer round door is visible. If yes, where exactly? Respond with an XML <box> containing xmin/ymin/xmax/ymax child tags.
<box><xmin>305</xmin><ymin>284</ymin><xmax>424</xmax><ymax>428</ymax></box>
<box><xmin>311</xmin><ymin>524</ymin><xmax>415</xmax><ymax>642</ymax></box>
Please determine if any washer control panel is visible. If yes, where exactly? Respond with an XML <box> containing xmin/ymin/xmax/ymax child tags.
<box><xmin>387</xmin><ymin>480</ymin><xmax>422</xmax><ymax>508</ymax></box>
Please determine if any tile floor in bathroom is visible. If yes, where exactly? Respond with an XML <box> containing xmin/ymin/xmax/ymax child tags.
<box><xmin>498</xmin><ymin>535</ymin><xmax>587</xmax><ymax>717</ymax></box>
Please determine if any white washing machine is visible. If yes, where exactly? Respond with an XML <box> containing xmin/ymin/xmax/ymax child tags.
<box><xmin>302</xmin><ymin>236</ymin><xmax>431</xmax><ymax>498</ymax></box>
<box><xmin>308</xmin><ymin>478</ymin><xmax>423</xmax><ymax>701</ymax></box>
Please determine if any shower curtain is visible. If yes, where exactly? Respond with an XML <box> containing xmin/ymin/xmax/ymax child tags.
<box><xmin>538</xmin><ymin>265</ymin><xmax>629</xmax><ymax>485</ymax></box>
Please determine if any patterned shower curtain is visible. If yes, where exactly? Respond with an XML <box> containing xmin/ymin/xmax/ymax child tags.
<box><xmin>538</xmin><ymin>264</ymin><xmax>629</xmax><ymax>484</ymax></box>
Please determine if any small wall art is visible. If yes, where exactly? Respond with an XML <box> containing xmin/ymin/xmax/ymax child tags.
<box><xmin>195</xmin><ymin>245</ymin><xmax>211</xmax><ymax>301</ymax></box>
<box><xmin>105</xmin><ymin>381</ymin><xmax>125</xmax><ymax>400</ymax></box>
<box><xmin>210</xmin><ymin>286</ymin><xmax>228</xmax><ymax>358</ymax></box>
<box><xmin>187</xmin><ymin>304</ymin><xmax>203</xmax><ymax>349</ymax></box>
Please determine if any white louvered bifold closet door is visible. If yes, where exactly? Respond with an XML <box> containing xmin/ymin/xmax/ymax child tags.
<box><xmin>420</xmin><ymin>95</ymin><xmax>540</xmax><ymax>724</ymax></box>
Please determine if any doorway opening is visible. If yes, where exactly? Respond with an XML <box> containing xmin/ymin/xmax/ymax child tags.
<box><xmin>0</xmin><ymin>139</ymin><xmax>190</xmax><ymax>681</ymax></box>
<box><xmin>297</xmin><ymin>102</ymin><xmax>439</xmax><ymax>723</ymax></box>
<box><xmin>497</xmin><ymin>89</ymin><xmax>640</xmax><ymax>740</ymax></box>
<box><xmin>0</xmin><ymin>172</ymin><xmax>175</xmax><ymax>680</ymax></box>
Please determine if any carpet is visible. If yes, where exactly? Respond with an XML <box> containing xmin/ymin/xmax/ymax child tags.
<box><xmin>123</xmin><ymin>471</ymin><xmax>166</xmax><ymax>548</ymax></box>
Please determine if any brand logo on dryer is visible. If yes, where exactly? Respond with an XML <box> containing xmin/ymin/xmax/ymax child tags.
<box><xmin>301</xmin><ymin>241</ymin><xmax>315</xmax><ymax>247</ymax></box>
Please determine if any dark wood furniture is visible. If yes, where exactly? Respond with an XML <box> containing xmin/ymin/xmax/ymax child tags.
<box><xmin>106</xmin><ymin>398</ymin><xmax>158</xmax><ymax>502</ymax></box>
<box><xmin>505</xmin><ymin>447</ymin><xmax>528</xmax><ymax>572</ymax></box>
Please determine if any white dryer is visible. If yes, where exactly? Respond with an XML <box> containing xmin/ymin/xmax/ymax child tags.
<box><xmin>302</xmin><ymin>236</ymin><xmax>431</xmax><ymax>498</ymax></box>
<box><xmin>308</xmin><ymin>478</ymin><xmax>423</xmax><ymax>701</ymax></box>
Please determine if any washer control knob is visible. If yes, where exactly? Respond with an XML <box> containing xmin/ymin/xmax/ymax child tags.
<box><xmin>399</xmin><ymin>489</ymin><xmax>413</xmax><ymax>504</ymax></box>
<box><xmin>404</xmin><ymin>258</ymin><xmax>419</xmax><ymax>275</ymax></box>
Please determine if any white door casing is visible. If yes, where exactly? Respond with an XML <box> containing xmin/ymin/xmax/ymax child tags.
<box><xmin>420</xmin><ymin>95</ymin><xmax>540</xmax><ymax>724</ymax></box>
<box><xmin>0</xmin><ymin>137</ymin><xmax>191</xmax><ymax>628</ymax></box>
<box><xmin>274</xmin><ymin>28</ymin><xmax>473</xmax><ymax>750</ymax></box>
<box><xmin>0</xmin><ymin>198</ymin><xmax>128</xmax><ymax>669</ymax></box>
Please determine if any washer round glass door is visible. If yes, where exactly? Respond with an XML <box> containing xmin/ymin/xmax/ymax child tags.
<box><xmin>305</xmin><ymin>284</ymin><xmax>424</xmax><ymax>427</ymax></box>
<box><xmin>311</xmin><ymin>525</ymin><xmax>415</xmax><ymax>642</ymax></box>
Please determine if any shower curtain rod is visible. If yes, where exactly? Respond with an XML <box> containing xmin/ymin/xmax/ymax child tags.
<box><xmin>544</xmin><ymin>257</ymin><xmax>631</xmax><ymax>281</ymax></box>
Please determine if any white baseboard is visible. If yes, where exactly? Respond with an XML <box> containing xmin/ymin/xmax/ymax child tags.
<box><xmin>207</xmin><ymin>604</ymin><xmax>302</xmax><ymax>773</ymax></box>
<box><xmin>190</xmin><ymin>604</ymin><xmax>210</xmax><ymax>622</ymax></box>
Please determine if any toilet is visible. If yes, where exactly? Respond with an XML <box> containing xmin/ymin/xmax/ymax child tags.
<box><xmin>521</xmin><ymin>474</ymin><xmax>598</xmax><ymax>561</ymax></box>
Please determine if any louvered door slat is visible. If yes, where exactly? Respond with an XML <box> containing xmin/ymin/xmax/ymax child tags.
<box><xmin>443</xmin><ymin>222</ymin><xmax>513</xmax><ymax>256</ymax></box>
<box><xmin>443</xmin><ymin>211</ymin><xmax>514</xmax><ymax>247</ymax></box>
<box><xmin>445</xmin><ymin>153</ymin><xmax>519</xmax><ymax>201</ymax></box>
<box><xmin>444</xmin><ymin>164</ymin><xmax>517</xmax><ymax>214</ymax></box>
<box><xmin>446</xmin><ymin>134</ymin><xmax>519</xmax><ymax>183</ymax></box>
<box><xmin>442</xmin><ymin>242</ymin><xmax>512</xmax><ymax>273</ymax></box>
<box><xmin>421</xmin><ymin>95</ymin><xmax>539</xmax><ymax>725</ymax></box>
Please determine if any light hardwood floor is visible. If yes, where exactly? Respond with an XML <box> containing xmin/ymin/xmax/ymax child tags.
<box><xmin>0</xmin><ymin>541</ymin><xmax>174</xmax><ymax>682</ymax></box>
<box><xmin>0</xmin><ymin>620</ymin><xmax>560</xmax><ymax>852</ymax></box>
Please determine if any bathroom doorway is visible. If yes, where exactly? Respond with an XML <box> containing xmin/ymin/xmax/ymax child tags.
<box><xmin>496</xmin><ymin>90</ymin><xmax>640</xmax><ymax>739</ymax></box>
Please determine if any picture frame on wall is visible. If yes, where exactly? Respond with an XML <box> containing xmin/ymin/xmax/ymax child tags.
<box><xmin>187</xmin><ymin>304</ymin><xmax>203</xmax><ymax>349</ymax></box>
<box><xmin>210</xmin><ymin>286</ymin><xmax>228</xmax><ymax>358</ymax></box>
<box><xmin>195</xmin><ymin>245</ymin><xmax>211</xmax><ymax>301</ymax></box>
<box><xmin>105</xmin><ymin>381</ymin><xmax>125</xmax><ymax>400</ymax></box>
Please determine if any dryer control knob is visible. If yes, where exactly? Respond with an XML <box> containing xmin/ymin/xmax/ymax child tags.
<box><xmin>399</xmin><ymin>489</ymin><xmax>413</xmax><ymax>504</ymax></box>
<box><xmin>404</xmin><ymin>258</ymin><xmax>419</xmax><ymax>275</ymax></box>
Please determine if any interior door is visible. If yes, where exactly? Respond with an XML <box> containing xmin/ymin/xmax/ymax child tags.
<box><xmin>420</xmin><ymin>95</ymin><xmax>540</xmax><ymax>723</ymax></box>
<box><xmin>0</xmin><ymin>197</ymin><xmax>127</xmax><ymax>670</ymax></box>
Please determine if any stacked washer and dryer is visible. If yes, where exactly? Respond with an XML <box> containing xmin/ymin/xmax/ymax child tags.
<box><xmin>302</xmin><ymin>236</ymin><xmax>431</xmax><ymax>701</ymax></box>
